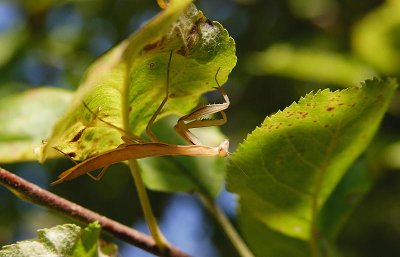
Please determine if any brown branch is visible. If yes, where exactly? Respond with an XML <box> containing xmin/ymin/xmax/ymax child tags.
<box><xmin>0</xmin><ymin>167</ymin><xmax>191</xmax><ymax>257</ymax></box>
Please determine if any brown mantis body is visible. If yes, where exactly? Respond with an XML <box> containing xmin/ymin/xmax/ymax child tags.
<box><xmin>52</xmin><ymin>51</ymin><xmax>230</xmax><ymax>185</ymax></box>
<box><xmin>52</xmin><ymin>140</ymin><xmax>229</xmax><ymax>185</ymax></box>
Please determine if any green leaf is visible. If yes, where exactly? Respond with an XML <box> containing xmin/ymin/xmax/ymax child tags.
<box><xmin>352</xmin><ymin>0</ymin><xmax>400</xmax><ymax>73</ymax></box>
<box><xmin>72</xmin><ymin>222</ymin><xmax>116</xmax><ymax>257</ymax></box>
<box><xmin>139</xmin><ymin>117</ymin><xmax>227</xmax><ymax>198</ymax></box>
<box><xmin>0</xmin><ymin>87</ymin><xmax>73</xmax><ymax>163</ymax></box>
<box><xmin>0</xmin><ymin>222</ymin><xmax>115</xmax><ymax>257</ymax></box>
<box><xmin>227</xmin><ymin>78</ymin><xmax>397</xmax><ymax>253</ymax></box>
<box><xmin>40</xmin><ymin>2</ymin><xmax>237</xmax><ymax>163</ymax></box>
<box><xmin>247</xmin><ymin>44</ymin><xmax>376</xmax><ymax>87</ymax></box>
<box><xmin>318</xmin><ymin>160</ymin><xmax>373</xmax><ymax>240</ymax></box>
<box><xmin>239</xmin><ymin>208</ymin><xmax>309</xmax><ymax>257</ymax></box>
<box><xmin>381</xmin><ymin>141</ymin><xmax>400</xmax><ymax>169</ymax></box>
<box><xmin>0</xmin><ymin>24</ymin><xmax>27</xmax><ymax>68</ymax></box>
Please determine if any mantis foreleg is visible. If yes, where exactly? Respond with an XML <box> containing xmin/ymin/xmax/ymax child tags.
<box><xmin>174</xmin><ymin>67</ymin><xmax>230</xmax><ymax>145</ymax></box>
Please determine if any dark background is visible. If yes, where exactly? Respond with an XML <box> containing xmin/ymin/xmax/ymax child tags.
<box><xmin>0</xmin><ymin>0</ymin><xmax>399</xmax><ymax>256</ymax></box>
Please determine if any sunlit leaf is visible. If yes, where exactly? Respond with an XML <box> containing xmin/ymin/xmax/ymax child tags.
<box><xmin>227</xmin><ymin>78</ymin><xmax>397</xmax><ymax>255</ymax></box>
<box><xmin>40</xmin><ymin>1</ymin><xmax>237</xmax><ymax>163</ymax></box>
<box><xmin>0</xmin><ymin>222</ymin><xmax>115</xmax><ymax>257</ymax></box>
<box><xmin>352</xmin><ymin>0</ymin><xmax>400</xmax><ymax>74</ymax></box>
<box><xmin>0</xmin><ymin>87</ymin><xmax>72</xmax><ymax>163</ymax></box>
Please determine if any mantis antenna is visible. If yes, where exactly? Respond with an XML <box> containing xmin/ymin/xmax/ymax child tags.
<box><xmin>52</xmin><ymin>51</ymin><xmax>231</xmax><ymax>185</ymax></box>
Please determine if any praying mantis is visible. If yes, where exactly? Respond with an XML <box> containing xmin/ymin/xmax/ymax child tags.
<box><xmin>52</xmin><ymin>51</ymin><xmax>230</xmax><ymax>185</ymax></box>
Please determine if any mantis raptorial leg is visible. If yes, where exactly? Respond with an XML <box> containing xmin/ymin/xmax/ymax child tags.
<box><xmin>147</xmin><ymin>54</ymin><xmax>230</xmax><ymax>145</ymax></box>
<box><xmin>174</xmin><ymin>67</ymin><xmax>229</xmax><ymax>145</ymax></box>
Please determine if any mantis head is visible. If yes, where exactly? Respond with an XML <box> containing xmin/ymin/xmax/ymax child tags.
<box><xmin>218</xmin><ymin>139</ymin><xmax>230</xmax><ymax>157</ymax></box>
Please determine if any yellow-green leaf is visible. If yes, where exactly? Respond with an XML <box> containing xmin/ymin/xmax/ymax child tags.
<box><xmin>40</xmin><ymin>2</ymin><xmax>236</xmax><ymax>163</ymax></box>
<box><xmin>0</xmin><ymin>87</ymin><xmax>72</xmax><ymax>163</ymax></box>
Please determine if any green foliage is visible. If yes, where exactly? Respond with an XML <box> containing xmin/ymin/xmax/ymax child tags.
<box><xmin>318</xmin><ymin>160</ymin><xmax>373</xmax><ymax>240</ymax></box>
<box><xmin>227</xmin><ymin>78</ymin><xmax>398</xmax><ymax>255</ymax></box>
<box><xmin>352</xmin><ymin>0</ymin><xmax>400</xmax><ymax>73</ymax></box>
<box><xmin>0</xmin><ymin>222</ymin><xmax>116</xmax><ymax>257</ymax></box>
<box><xmin>239</xmin><ymin>208</ymin><xmax>309</xmax><ymax>257</ymax></box>
<box><xmin>0</xmin><ymin>1</ymin><xmax>399</xmax><ymax>256</ymax></box>
<box><xmin>0</xmin><ymin>1</ymin><xmax>236</xmax><ymax>196</ymax></box>
<box><xmin>0</xmin><ymin>87</ymin><xmax>72</xmax><ymax>163</ymax></box>
<box><xmin>248</xmin><ymin>0</ymin><xmax>400</xmax><ymax>86</ymax></box>
<box><xmin>247</xmin><ymin>44</ymin><xmax>375</xmax><ymax>87</ymax></box>
<box><xmin>0</xmin><ymin>25</ymin><xmax>26</xmax><ymax>68</ymax></box>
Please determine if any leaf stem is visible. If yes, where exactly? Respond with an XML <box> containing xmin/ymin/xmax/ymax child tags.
<box><xmin>198</xmin><ymin>194</ymin><xmax>255</xmax><ymax>257</ymax></box>
<box><xmin>128</xmin><ymin>160</ymin><xmax>169</xmax><ymax>252</ymax></box>
<box><xmin>121</xmin><ymin>37</ymin><xmax>168</xmax><ymax>252</ymax></box>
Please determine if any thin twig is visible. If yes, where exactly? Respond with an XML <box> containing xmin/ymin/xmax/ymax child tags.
<box><xmin>198</xmin><ymin>194</ymin><xmax>254</xmax><ymax>257</ymax></box>
<box><xmin>0</xmin><ymin>167</ymin><xmax>191</xmax><ymax>257</ymax></box>
<box><xmin>128</xmin><ymin>160</ymin><xmax>169</xmax><ymax>252</ymax></box>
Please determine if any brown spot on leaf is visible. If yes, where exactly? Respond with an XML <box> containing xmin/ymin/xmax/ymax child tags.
<box><xmin>66</xmin><ymin>152</ymin><xmax>76</xmax><ymax>158</ymax></box>
<box><xmin>143</xmin><ymin>41</ymin><xmax>160</xmax><ymax>52</ymax></box>
<box><xmin>298</xmin><ymin>112</ymin><xmax>308</xmax><ymax>118</ymax></box>
<box><xmin>326</xmin><ymin>106</ymin><xmax>335</xmax><ymax>111</ymax></box>
<box><xmin>176</xmin><ymin>46</ymin><xmax>187</xmax><ymax>56</ymax></box>
<box><xmin>70</xmin><ymin>128</ymin><xmax>86</xmax><ymax>142</ymax></box>
<box><xmin>190</xmin><ymin>24</ymin><xmax>198</xmax><ymax>35</ymax></box>
<box><xmin>286</xmin><ymin>111</ymin><xmax>294</xmax><ymax>117</ymax></box>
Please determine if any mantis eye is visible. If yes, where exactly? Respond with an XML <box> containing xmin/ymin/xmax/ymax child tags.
<box><xmin>218</xmin><ymin>139</ymin><xmax>229</xmax><ymax>157</ymax></box>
